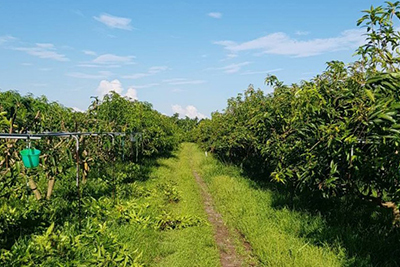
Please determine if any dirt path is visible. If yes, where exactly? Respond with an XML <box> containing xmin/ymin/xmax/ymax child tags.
<box><xmin>192</xmin><ymin>170</ymin><xmax>243</xmax><ymax>267</ymax></box>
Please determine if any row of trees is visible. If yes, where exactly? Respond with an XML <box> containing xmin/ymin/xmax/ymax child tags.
<box><xmin>0</xmin><ymin>91</ymin><xmax>183</xmax><ymax>265</ymax></box>
<box><xmin>0</xmin><ymin>91</ymin><xmax>181</xmax><ymax>200</ymax></box>
<box><xmin>194</xmin><ymin>2</ymin><xmax>400</xmax><ymax>218</ymax></box>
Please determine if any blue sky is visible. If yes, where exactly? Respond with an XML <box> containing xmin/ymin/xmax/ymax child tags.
<box><xmin>0</xmin><ymin>0</ymin><xmax>386</xmax><ymax>118</ymax></box>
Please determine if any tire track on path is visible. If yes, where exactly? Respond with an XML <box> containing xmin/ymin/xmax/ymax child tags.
<box><xmin>192</xmin><ymin>170</ymin><xmax>243</xmax><ymax>267</ymax></box>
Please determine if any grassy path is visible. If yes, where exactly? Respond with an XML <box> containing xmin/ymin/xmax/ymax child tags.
<box><xmin>187</xmin><ymin>143</ymin><xmax>347</xmax><ymax>267</ymax></box>
<box><xmin>152</xmin><ymin>144</ymin><xmax>220</xmax><ymax>266</ymax></box>
<box><xmin>113</xmin><ymin>142</ymin><xmax>221</xmax><ymax>266</ymax></box>
<box><xmin>192</xmin><ymin>170</ymin><xmax>244</xmax><ymax>267</ymax></box>
<box><xmin>113</xmin><ymin>143</ymin><xmax>348</xmax><ymax>266</ymax></box>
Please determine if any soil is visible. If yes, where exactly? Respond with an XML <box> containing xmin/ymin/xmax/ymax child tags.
<box><xmin>192</xmin><ymin>170</ymin><xmax>244</xmax><ymax>267</ymax></box>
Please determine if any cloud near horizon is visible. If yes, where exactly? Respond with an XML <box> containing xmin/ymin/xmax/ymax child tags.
<box><xmin>96</xmin><ymin>79</ymin><xmax>138</xmax><ymax>101</ymax></box>
<box><xmin>215</xmin><ymin>29</ymin><xmax>365</xmax><ymax>57</ymax></box>
<box><xmin>172</xmin><ymin>104</ymin><xmax>206</xmax><ymax>119</ymax></box>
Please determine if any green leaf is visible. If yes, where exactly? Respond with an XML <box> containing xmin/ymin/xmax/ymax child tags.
<box><xmin>365</xmin><ymin>89</ymin><xmax>376</xmax><ymax>102</ymax></box>
<box><xmin>378</xmin><ymin>113</ymin><xmax>396</xmax><ymax>123</ymax></box>
<box><xmin>46</xmin><ymin>223</ymin><xmax>55</xmax><ymax>236</ymax></box>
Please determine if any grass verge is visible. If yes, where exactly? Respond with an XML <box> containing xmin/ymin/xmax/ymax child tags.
<box><xmin>188</xmin><ymin>143</ymin><xmax>348</xmax><ymax>267</ymax></box>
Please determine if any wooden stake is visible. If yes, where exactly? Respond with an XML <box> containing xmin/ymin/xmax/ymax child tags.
<box><xmin>46</xmin><ymin>177</ymin><xmax>55</xmax><ymax>200</ymax></box>
<box><xmin>28</xmin><ymin>178</ymin><xmax>41</xmax><ymax>200</ymax></box>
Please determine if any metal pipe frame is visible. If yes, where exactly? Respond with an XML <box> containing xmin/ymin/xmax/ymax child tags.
<box><xmin>0</xmin><ymin>132</ymin><xmax>131</xmax><ymax>189</ymax></box>
<box><xmin>1</xmin><ymin>131</ymin><xmax>140</xmax><ymax>228</ymax></box>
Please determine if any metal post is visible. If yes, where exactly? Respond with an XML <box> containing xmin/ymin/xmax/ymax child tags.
<box><xmin>71</xmin><ymin>135</ymin><xmax>80</xmax><ymax>188</ymax></box>
<box><xmin>108</xmin><ymin>134</ymin><xmax>116</xmax><ymax>203</ymax></box>
<box><xmin>0</xmin><ymin>131</ymin><xmax>133</xmax><ymax>220</ymax></box>
<box><xmin>71</xmin><ymin>135</ymin><xmax>81</xmax><ymax>228</ymax></box>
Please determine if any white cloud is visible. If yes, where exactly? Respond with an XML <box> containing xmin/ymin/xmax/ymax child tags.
<box><xmin>122</xmin><ymin>66</ymin><xmax>168</xmax><ymax>79</ymax></box>
<box><xmin>172</xmin><ymin>104</ymin><xmax>206</xmax><ymax>119</ymax></box>
<box><xmin>83</xmin><ymin>50</ymin><xmax>97</xmax><ymax>56</ymax></box>
<box><xmin>295</xmin><ymin>31</ymin><xmax>310</xmax><ymax>36</ymax></box>
<box><xmin>0</xmin><ymin>35</ymin><xmax>16</xmax><ymax>45</ymax></box>
<box><xmin>215</xmin><ymin>29</ymin><xmax>365</xmax><ymax>57</ymax></box>
<box><xmin>97</xmin><ymin>79</ymin><xmax>123</xmax><ymax>96</ymax></box>
<box><xmin>241</xmin><ymin>68</ymin><xmax>283</xmax><ymax>75</ymax></box>
<box><xmin>223</xmin><ymin>62</ymin><xmax>250</xmax><ymax>73</ymax></box>
<box><xmin>209</xmin><ymin>62</ymin><xmax>251</xmax><ymax>73</ymax></box>
<box><xmin>79</xmin><ymin>54</ymin><xmax>134</xmax><ymax>68</ymax></box>
<box><xmin>94</xmin><ymin>13</ymin><xmax>133</xmax><ymax>30</ymax></box>
<box><xmin>208</xmin><ymin>12</ymin><xmax>222</xmax><ymax>19</ymax></box>
<box><xmin>123</xmin><ymin>73</ymin><xmax>148</xmax><ymax>79</ymax></box>
<box><xmin>67</xmin><ymin>71</ymin><xmax>112</xmax><ymax>79</ymax></box>
<box><xmin>92</xmin><ymin>54</ymin><xmax>135</xmax><ymax>65</ymax></box>
<box><xmin>96</xmin><ymin>79</ymin><xmax>138</xmax><ymax>101</ymax></box>
<box><xmin>125</xmin><ymin>87</ymin><xmax>138</xmax><ymax>100</ymax></box>
<box><xmin>36</xmin><ymin>43</ymin><xmax>54</xmax><ymax>49</ymax></box>
<box><xmin>148</xmin><ymin>66</ymin><xmax>168</xmax><ymax>73</ymax></box>
<box><xmin>77</xmin><ymin>64</ymin><xmax>120</xmax><ymax>68</ymax></box>
<box><xmin>163</xmin><ymin>78</ymin><xmax>206</xmax><ymax>85</ymax></box>
<box><xmin>14</xmin><ymin>43</ymin><xmax>69</xmax><ymax>61</ymax></box>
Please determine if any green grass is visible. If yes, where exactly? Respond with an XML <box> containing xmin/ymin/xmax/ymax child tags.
<box><xmin>88</xmin><ymin>142</ymin><xmax>397</xmax><ymax>266</ymax></box>
<box><xmin>186</xmin><ymin>143</ymin><xmax>347</xmax><ymax>267</ymax></box>
<box><xmin>17</xmin><ymin>142</ymin><xmax>393</xmax><ymax>266</ymax></box>
<box><xmin>111</xmin><ymin>144</ymin><xmax>220</xmax><ymax>266</ymax></box>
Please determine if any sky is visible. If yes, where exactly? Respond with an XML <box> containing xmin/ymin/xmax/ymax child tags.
<box><xmin>0</xmin><ymin>0</ymin><xmax>387</xmax><ymax>118</ymax></box>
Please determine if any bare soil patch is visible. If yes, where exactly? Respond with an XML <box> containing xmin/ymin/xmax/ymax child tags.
<box><xmin>192</xmin><ymin>171</ymin><xmax>244</xmax><ymax>267</ymax></box>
